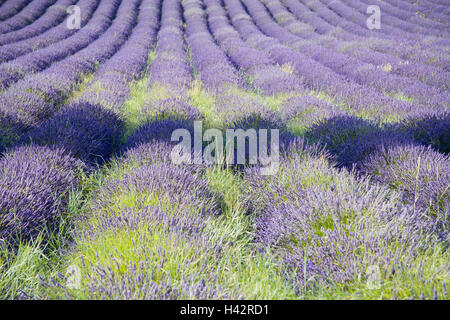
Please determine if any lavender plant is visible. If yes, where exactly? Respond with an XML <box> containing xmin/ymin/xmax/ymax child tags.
<box><xmin>0</xmin><ymin>145</ymin><xmax>83</xmax><ymax>243</ymax></box>
<box><xmin>23</xmin><ymin>102</ymin><xmax>124</xmax><ymax>166</ymax></box>
<box><xmin>361</xmin><ymin>144</ymin><xmax>450</xmax><ymax>219</ymax></box>
<box><xmin>244</xmin><ymin>143</ymin><xmax>446</xmax><ymax>298</ymax></box>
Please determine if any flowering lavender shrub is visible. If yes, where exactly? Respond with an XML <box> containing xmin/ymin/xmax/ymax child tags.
<box><xmin>121</xmin><ymin>140</ymin><xmax>175</xmax><ymax>170</ymax></box>
<box><xmin>0</xmin><ymin>145</ymin><xmax>83</xmax><ymax>243</ymax></box>
<box><xmin>305</xmin><ymin>116</ymin><xmax>413</xmax><ymax>169</ymax></box>
<box><xmin>47</xmin><ymin>135</ymin><xmax>225</xmax><ymax>299</ymax></box>
<box><xmin>52</xmin><ymin>204</ymin><xmax>224</xmax><ymax>299</ymax></box>
<box><xmin>216</xmin><ymin>93</ymin><xmax>281</xmax><ymax>129</ymax></box>
<box><xmin>0</xmin><ymin>114</ymin><xmax>27</xmax><ymax>156</ymax></box>
<box><xmin>401</xmin><ymin>112</ymin><xmax>450</xmax><ymax>154</ymax></box>
<box><xmin>213</xmin><ymin>92</ymin><xmax>293</xmax><ymax>169</ymax></box>
<box><xmin>141</xmin><ymin>98</ymin><xmax>203</xmax><ymax>123</ymax></box>
<box><xmin>361</xmin><ymin>144</ymin><xmax>450</xmax><ymax>219</ymax></box>
<box><xmin>280</xmin><ymin>95</ymin><xmax>346</xmax><ymax>132</ymax></box>
<box><xmin>23</xmin><ymin>102</ymin><xmax>124</xmax><ymax>166</ymax></box>
<box><xmin>244</xmin><ymin>144</ymin><xmax>444</xmax><ymax>296</ymax></box>
<box><xmin>92</xmin><ymin>164</ymin><xmax>220</xmax><ymax>231</ymax></box>
<box><xmin>124</xmin><ymin>116</ymin><xmax>195</xmax><ymax>152</ymax></box>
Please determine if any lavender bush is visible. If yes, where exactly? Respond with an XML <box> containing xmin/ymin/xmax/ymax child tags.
<box><xmin>361</xmin><ymin>144</ymin><xmax>450</xmax><ymax>219</ymax></box>
<box><xmin>244</xmin><ymin>143</ymin><xmax>446</xmax><ymax>297</ymax></box>
<box><xmin>0</xmin><ymin>145</ymin><xmax>83</xmax><ymax>243</ymax></box>
<box><xmin>23</xmin><ymin>102</ymin><xmax>124</xmax><ymax>166</ymax></box>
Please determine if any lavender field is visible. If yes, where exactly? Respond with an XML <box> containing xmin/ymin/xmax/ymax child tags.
<box><xmin>0</xmin><ymin>0</ymin><xmax>448</xmax><ymax>300</ymax></box>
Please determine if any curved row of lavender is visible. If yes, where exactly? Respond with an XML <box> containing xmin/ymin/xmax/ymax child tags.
<box><xmin>0</xmin><ymin>0</ymin><xmax>448</xmax><ymax>299</ymax></box>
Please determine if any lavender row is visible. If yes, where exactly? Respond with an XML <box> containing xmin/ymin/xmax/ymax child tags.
<box><xmin>246</xmin><ymin>0</ymin><xmax>448</xmax><ymax>110</ymax></box>
<box><xmin>0</xmin><ymin>0</ymin><xmax>31</xmax><ymax>21</ymax></box>
<box><xmin>79</xmin><ymin>0</ymin><xmax>161</xmax><ymax>110</ymax></box>
<box><xmin>0</xmin><ymin>0</ymin><xmax>139</xmax><ymax>127</ymax></box>
<box><xmin>90</xmin><ymin>100</ymin><xmax>219</xmax><ymax>299</ymax></box>
<box><xmin>225</xmin><ymin>0</ymin><xmax>424</xmax><ymax>120</ymax></box>
<box><xmin>0</xmin><ymin>0</ymin><xmax>78</xmax><ymax>46</ymax></box>
<box><xmin>339</xmin><ymin>44</ymin><xmax>449</xmax><ymax>91</ymax></box>
<box><xmin>57</xmin><ymin>135</ymin><xmax>224</xmax><ymax>299</ymax></box>
<box><xmin>51</xmin><ymin>96</ymin><xmax>219</xmax><ymax>298</ymax></box>
<box><xmin>148</xmin><ymin>0</ymin><xmax>192</xmax><ymax>92</ymax></box>
<box><xmin>283</xmin><ymin>0</ymin><xmax>440</xmax><ymax>44</ymax></box>
<box><xmin>303</xmin><ymin>0</ymin><xmax>449</xmax><ymax>51</ymax></box>
<box><xmin>0</xmin><ymin>0</ymin><xmax>103</xmax><ymax>90</ymax></box>
<box><xmin>280</xmin><ymin>0</ymin><xmax>361</xmax><ymax>41</ymax></box>
<box><xmin>265</xmin><ymin>0</ymin><xmax>445</xmax><ymax>74</ymax></box>
<box><xmin>0</xmin><ymin>0</ymin><xmax>99</xmax><ymax>64</ymax></box>
<box><xmin>183</xmin><ymin>0</ymin><xmax>244</xmax><ymax>91</ymax></box>
<box><xmin>204</xmin><ymin>0</ymin><xmax>304</xmax><ymax>96</ymax></box>
<box><xmin>0</xmin><ymin>0</ymin><xmax>56</xmax><ymax>34</ymax></box>
<box><xmin>373</xmin><ymin>41</ymin><xmax>450</xmax><ymax>72</ymax></box>
<box><xmin>29</xmin><ymin>0</ymin><xmax>157</xmax><ymax>159</ymax></box>
<box><xmin>257</xmin><ymin>1</ymin><xmax>315</xmax><ymax>40</ymax></box>
<box><xmin>244</xmin><ymin>141</ymin><xmax>446</xmax><ymax>296</ymax></box>
<box><xmin>137</xmin><ymin>0</ymin><xmax>202</xmax><ymax>124</ymax></box>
